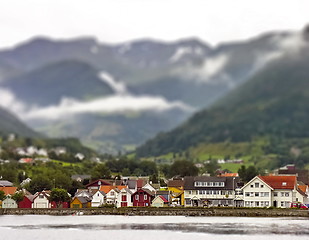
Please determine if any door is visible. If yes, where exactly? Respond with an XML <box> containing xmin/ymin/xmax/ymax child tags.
<box><xmin>121</xmin><ymin>202</ymin><xmax>127</xmax><ymax>207</ymax></box>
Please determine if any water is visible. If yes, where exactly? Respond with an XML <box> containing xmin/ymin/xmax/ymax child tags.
<box><xmin>0</xmin><ymin>215</ymin><xmax>309</xmax><ymax>240</ymax></box>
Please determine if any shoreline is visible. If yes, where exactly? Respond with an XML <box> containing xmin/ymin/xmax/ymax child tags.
<box><xmin>1</xmin><ymin>208</ymin><xmax>309</xmax><ymax>217</ymax></box>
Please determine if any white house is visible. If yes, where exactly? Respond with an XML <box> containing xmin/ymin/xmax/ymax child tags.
<box><xmin>241</xmin><ymin>175</ymin><xmax>301</xmax><ymax>208</ymax></box>
<box><xmin>32</xmin><ymin>191</ymin><xmax>51</xmax><ymax>208</ymax></box>
<box><xmin>91</xmin><ymin>190</ymin><xmax>106</xmax><ymax>207</ymax></box>
<box><xmin>2</xmin><ymin>196</ymin><xmax>17</xmax><ymax>208</ymax></box>
<box><xmin>105</xmin><ymin>188</ymin><xmax>120</xmax><ymax>205</ymax></box>
<box><xmin>116</xmin><ymin>188</ymin><xmax>133</xmax><ymax>208</ymax></box>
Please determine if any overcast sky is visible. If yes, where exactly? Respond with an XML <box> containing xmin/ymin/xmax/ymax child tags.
<box><xmin>0</xmin><ymin>0</ymin><xmax>308</xmax><ymax>48</ymax></box>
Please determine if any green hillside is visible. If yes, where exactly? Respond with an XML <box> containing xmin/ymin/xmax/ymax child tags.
<box><xmin>0</xmin><ymin>106</ymin><xmax>39</xmax><ymax>137</ymax></box>
<box><xmin>136</xmin><ymin>40</ymin><xmax>309</xmax><ymax>168</ymax></box>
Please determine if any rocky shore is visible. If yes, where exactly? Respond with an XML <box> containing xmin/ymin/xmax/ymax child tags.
<box><xmin>1</xmin><ymin>207</ymin><xmax>309</xmax><ymax>217</ymax></box>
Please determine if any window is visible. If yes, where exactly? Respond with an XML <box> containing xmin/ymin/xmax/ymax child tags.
<box><xmin>281</xmin><ymin>201</ymin><xmax>284</xmax><ymax>207</ymax></box>
<box><xmin>282</xmin><ymin>182</ymin><xmax>287</xmax><ymax>186</ymax></box>
<box><xmin>219</xmin><ymin>182</ymin><xmax>225</xmax><ymax>187</ymax></box>
<box><xmin>255</xmin><ymin>192</ymin><xmax>259</xmax><ymax>197</ymax></box>
<box><xmin>188</xmin><ymin>191</ymin><xmax>192</xmax><ymax>195</ymax></box>
<box><xmin>245</xmin><ymin>201</ymin><xmax>250</xmax><ymax>206</ymax></box>
<box><xmin>251</xmin><ymin>184</ymin><xmax>254</xmax><ymax>188</ymax></box>
<box><xmin>285</xmin><ymin>192</ymin><xmax>289</xmax><ymax>197</ymax></box>
<box><xmin>144</xmin><ymin>195</ymin><xmax>147</xmax><ymax>200</ymax></box>
<box><xmin>255</xmin><ymin>183</ymin><xmax>259</xmax><ymax>188</ymax></box>
<box><xmin>255</xmin><ymin>201</ymin><xmax>259</xmax><ymax>207</ymax></box>
<box><xmin>214</xmin><ymin>182</ymin><xmax>219</xmax><ymax>187</ymax></box>
<box><xmin>261</xmin><ymin>185</ymin><xmax>264</xmax><ymax>188</ymax></box>
<box><xmin>245</xmin><ymin>192</ymin><xmax>250</xmax><ymax>197</ymax></box>
<box><xmin>281</xmin><ymin>192</ymin><xmax>285</xmax><ymax>197</ymax></box>
<box><xmin>110</xmin><ymin>191</ymin><xmax>114</xmax><ymax>196</ymax></box>
<box><xmin>274</xmin><ymin>192</ymin><xmax>278</xmax><ymax>197</ymax></box>
<box><xmin>206</xmin><ymin>190</ymin><xmax>211</xmax><ymax>195</ymax></box>
<box><xmin>135</xmin><ymin>195</ymin><xmax>139</xmax><ymax>200</ymax></box>
<box><xmin>39</xmin><ymin>195</ymin><xmax>44</xmax><ymax>199</ymax></box>
<box><xmin>199</xmin><ymin>190</ymin><xmax>206</xmax><ymax>195</ymax></box>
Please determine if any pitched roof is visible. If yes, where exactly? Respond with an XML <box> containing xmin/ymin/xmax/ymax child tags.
<box><xmin>0</xmin><ymin>187</ymin><xmax>17</xmax><ymax>195</ymax></box>
<box><xmin>99</xmin><ymin>185</ymin><xmax>127</xmax><ymax>194</ymax></box>
<box><xmin>259</xmin><ymin>175</ymin><xmax>296</xmax><ymax>190</ymax></box>
<box><xmin>298</xmin><ymin>185</ymin><xmax>307</xmax><ymax>194</ymax></box>
<box><xmin>86</xmin><ymin>179</ymin><xmax>112</xmax><ymax>188</ymax></box>
<box><xmin>184</xmin><ymin>176</ymin><xmax>240</xmax><ymax>190</ymax></box>
<box><xmin>167</xmin><ymin>180</ymin><xmax>184</xmax><ymax>188</ymax></box>
<box><xmin>76</xmin><ymin>196</ymin><xmax>91</xmax><ymax>204</ymax></box>
<box><xmin>127</xmin><ymin>180</ymin><xmax>137</xmax><ymax>189</ymax></box>
<box><xmin>0</xmin><ymin>180</ymin><xmax>13</xmax><ymax>187</ymax></box>
<box><xmin>159</xmin><ymin>195</ymin><xmax>169</xmax><ymax>203</ymax></box>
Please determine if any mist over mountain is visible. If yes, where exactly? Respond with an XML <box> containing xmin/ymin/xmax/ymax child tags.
<box><xmin>136</xmin><ymin>29</ymin><xmax>309</xmax><ymax>161</ymax></box>
<box><xmin>0</xmin><ymin>28</ymin><xmax>305</xmax><ymax>153</ymax></box>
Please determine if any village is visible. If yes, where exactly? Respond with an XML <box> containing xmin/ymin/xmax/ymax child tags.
<box><xmin>0</xmin><ymin>164</ymin><xmax>309</xmax><ymax>210</ymax></box>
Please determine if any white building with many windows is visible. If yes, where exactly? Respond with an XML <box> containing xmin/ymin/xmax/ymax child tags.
<box><xmin>241</xmin><ymin>175</ymin><xmax>305</xmax><ymax>208</ymax></box>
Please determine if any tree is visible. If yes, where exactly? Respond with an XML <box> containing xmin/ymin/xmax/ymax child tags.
<box><xmin>50</xmin><ymin>188</ymin><xmax>70</xmax><ymax>208</ymax></box>
<box><xmin>12</xmin><ymin>192</ymin><xmax>24</xmax><ymax>204</ymax></box>
<box><xmin>27</xmin><ymin>175</ymin><xmax>53</xmax><ymax>194</ymax></box>
<box><xmin>0</xmin><ymin>190</ymin><xmax>5</xmax><ymax>201</ymax></box>
<box><xmin>169</xmin><ymin>160</ymin><xmax>198</xmax><ymax>177</ymax></box>
<box><xmin>91</xmin><ymin>163</ymin><xmax>111</xmax><ymax>180</ymax></box>
<box><xmin>238</xmin><ymin>165</ymin><xmax>258</xmax><ymax>182</ymax></box>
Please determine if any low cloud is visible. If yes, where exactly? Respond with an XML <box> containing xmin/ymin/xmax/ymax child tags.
<box><xmin>23</xmin><ymin>94</ymin><xmax>194</xmax><ymax>120</ymax></box>
<box><xmin>0</xmin><ymin>88</ymin><xmax>25</xmax><ymax>113</ymax></box>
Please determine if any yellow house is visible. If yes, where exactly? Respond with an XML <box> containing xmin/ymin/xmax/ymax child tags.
<box><xmin>70</xmin><ymin>196</ymin><xmax>91</xmax><ymax>208</ymax></box>
<box><xmin>167</xmin><ymin>179</ymin><xmax>184</xmax><ymax>206</ymax></box>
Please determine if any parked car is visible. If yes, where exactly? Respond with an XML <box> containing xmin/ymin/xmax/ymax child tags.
<box><xmin>290</xmin><ymin>203</ymin><xmax>308</xmax><ymax>209</ymax></box>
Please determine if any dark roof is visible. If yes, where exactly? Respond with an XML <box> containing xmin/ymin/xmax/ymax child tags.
<box><xmin>167</xmin><ymin>180</ymin><xmax>184</xmax><ymax>187</ymax></box>
<box><xmin>76</xmin><ymin>196</ymin><xmax>91</xmax><ymax>204</ymax></box>
<box><xmin>184</xmin><ymin>176</ymin><xmax>240</xmax><ymax>190</ymax></box>
<box><xmin>127</xmin><ymin>180</ymin><xmax>137</xmax><ymax>189</ymax></box>
<box><xmin>86</xmin><ymin>179</ymin><xmax>112</xmax><ymax>188</ymax></box>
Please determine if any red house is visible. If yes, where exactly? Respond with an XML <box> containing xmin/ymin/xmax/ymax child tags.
<box><xmin>132</xmin><ymin>188</ymin><xmax>154</xmax><ymax>207</ymax></box>
<box><xmin>18</xmin><ymin>195</ymin><xmax>35</xmax><ymax>208</ymax></box>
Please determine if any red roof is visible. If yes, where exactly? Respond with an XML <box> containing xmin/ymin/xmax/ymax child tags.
<box><xmin>159</xmin><ymin>195</ymin><xmax>168</xmax><ymax>203</ymax></box>
<box><xmin>259</xmin><ymin>176</ymin><xmax>296</xmax><ymax>189</ymax></box>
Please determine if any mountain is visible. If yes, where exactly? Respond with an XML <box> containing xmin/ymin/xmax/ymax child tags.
<box><xmin>2</xmin><ymin>60</ymin><xmax>114</xmax><ymax>106</ymax></box>
<box><xmin>136</xmin><ymin>31</ymin><xmax>309</xmax><ymax>162</ymax></box>
<box><xmin>0</xmin><ymin>106</ymin><xmax>39</xmax><ymax>137</ymax></box>
<box><xmin>0</xmin><ymin>30</ymin><xmax>306</xmax><ymax>153</ymax></box>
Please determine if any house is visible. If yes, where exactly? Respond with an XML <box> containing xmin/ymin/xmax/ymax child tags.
<box><xmin>71</xmin><ymin>196</ymin><xmax>91</xmax><ymax>208</ymax></box>
<box><xmin>116</xmin><ymin>188</ymin><xmax>133</xmax><ymax>208</ymax></box>
<box><xmin>143</xmin><ymin>182</ymin><xmax>157</xmax><ymax>192</ymax></box>
<box><xmin>276</xmin><ymin>164</ymin><xmax>309</xmax><ymax>184</ymax></box>
<box><xmin>91</xmin><ymin>190</ymin><xmax>106</xmax><ymax>207</ymax></box>
<box><xmin>241</xmin><ymin>175</ymin><xmax>301</xmax><ymax>208</ymax></box>
<box><xmin>126</xmin><ymin>179</ymin><xmax>137</xmax><ymax>193</ymax></box>
<box><xmin>298</xmin><ymin>185</ymin><xmax>309</xmax><ymax>205</ymax></box>
<box><xmin>2</xmin><ymin>196</ymin><xmax>17</xmax><ymax>208</ymax></box>
<box><xmin>155</xmin><ymin>190</ymin><xmax>171</xmax><ymax>203</ymax></box>
<box><xmin>184</xmin><ymin>176</ymin><xmax>240</xmax><ymax>207</ymax></box>
<box><xmin>71</xmin><ymin>175</ymin><xmax>91</xmax><ymax>183</ymax></box>
<box><xmin>132</xmin><ymin>188</ymin><xmax>155</xmax><ymax>207</ymax></box>
<box><xmin>167</xmin><ymin>179</ymin><xmax>184</xmax><ymax>206</ymax></box>
<box><xmin>86</xmin><ymin>179</ymin><xmax>112</xmax><ymax>190</ymax></box>
<box><xmin>99</xmin><ymin>185</ymin><xmax>127</xmax><ymax>205</ymax></box>
<box><xmin>19</xmin><ymin>195</ymin><xmax>35</xmax><ymax>208</ymax></box>
<box><xmin>0</xmin><ymin>180</ymin><xmax>14</xmax><ymax>187</ymax></box>
<box><xmin>32</xmin><ymin>191</ymin><xmax>51</xmax><ymax>208</ymax></box>
<box><xmin>151</xmin><ymin>195</ymin><xmax>169</xmax><ymax>207</ymax></box>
